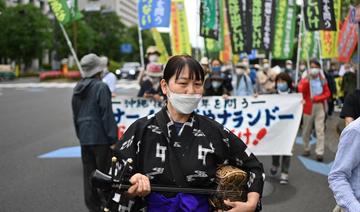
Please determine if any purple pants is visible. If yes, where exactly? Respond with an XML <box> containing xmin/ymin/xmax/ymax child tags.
<box><xmin>146</xmin><ymin>192</ymin><xmax>210</xmax><ymax>212</ymax></box>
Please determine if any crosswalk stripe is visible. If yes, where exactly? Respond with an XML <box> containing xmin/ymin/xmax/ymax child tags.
<box><xmin>0</xmin><ymin>82</ymin><xmax>139</xmax><ymax>89</ymax></box>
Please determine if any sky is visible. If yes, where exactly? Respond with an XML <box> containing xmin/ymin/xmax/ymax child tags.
<box><xmin>157</xmin><ymin>0</ymin><xmax>202</xmax><ymax>48</ymax></box>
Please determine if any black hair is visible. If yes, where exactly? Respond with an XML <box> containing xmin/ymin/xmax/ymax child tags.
<box><xmin>162</xmin><ymin>55</ymin><xmax>205</xmax><ymax>83</ymax></box>
<box><xmin>275</xmin><ymin>72</ymin><xmax>293</xmax><ymax>91</ymax></box>
<box><xmin>310</xmin><ymin>59</ymin><xmax>321</xmax><ymax>68</ymax></box>
<box><xmin>211</xmin><ymin>58</ymin><xmax>223</xmax><ymax>66</ymax></box>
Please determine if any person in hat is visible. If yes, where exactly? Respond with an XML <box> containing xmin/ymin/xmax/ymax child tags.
<box><xmin>234</xmin><ymin>62</ymin><xmax>254</xmax><ymax>96</ymax></box>
<box><xmin>203</xmin><ymin>58</ymin><xmax>232</xmax><ymax>96</ymax></box>
<box><xmin>200</xmin><ymin>57</ymin><xmax>211</xmax><ymax>78</ymax></box>
<box><xmin>71</xmin><ymin>53</ymin><xmax>118</xmax><ymax>212</ymax></box>
<box><xmin>137</xmin><ymin>62</ymin><xmax>164</xmax><ymax>101</ymax></box>
<box><xmin>100</xmin><ymin>56</ymin><xmax>117</xmax><ymax>97</ymax></box>
<box><xmin>203</xmin><ymin>71</ymin><xmax>230</xmax><ymax>96</ymax></box>
<box><xmin>137</xmin><ymin>46</ymin><xmax>162</xmax><ymax>84</ymax></box>
<box><xmin>146</xmin><ymin>46</ymin><xmax>161</xmax><ymax>63</ymax></box>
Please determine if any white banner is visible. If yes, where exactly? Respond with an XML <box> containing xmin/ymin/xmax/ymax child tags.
<box><xmin>112</xmin><ymin>94</ymin><xmax>303</xmax><ymax>156</ymax></box>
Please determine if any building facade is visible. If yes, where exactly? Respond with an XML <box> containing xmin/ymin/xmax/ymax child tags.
<box><xmin>5</xmin><ymin>0</ymin><xmax>50</xmax><ymax>14</ymax></box>
<box><xmin>78</xmin><ymin>0</ymin><xmax>138</xmax><ymax>27</ymax></box>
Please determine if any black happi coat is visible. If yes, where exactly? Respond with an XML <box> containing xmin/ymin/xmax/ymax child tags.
<box><xmin>113</xmin><ymin>107</ymin><xmax>264</xmax><ymax>211</ymax></box>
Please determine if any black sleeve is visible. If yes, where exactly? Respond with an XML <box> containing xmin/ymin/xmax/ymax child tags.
<box><xmin>340</xmin><ymin>92</ymin><xmax>356</xmax><ymax>119</ymax></box>
<box><xmin>221</xmin><ymin>127</ymin><xmax>264</xmax><ymax>195</ymax></box>
<box><xmin>98</xmin><ymin>84</ymin><xmax>118</xmax><ymax>144</ymax></box>
<box><xmin>138</xmin><ymin>80</ymin><xmax>155</xmax><ymax>97</ymax></box>
<box><xmin>224</xmin><ymin>78</ymin><xmax>233</xmax><ymax>93</ymax></box>
<box><xmin>113</xmin><ymin>118</ymin><xmax>147</xmax><ymax>173</ymax></box>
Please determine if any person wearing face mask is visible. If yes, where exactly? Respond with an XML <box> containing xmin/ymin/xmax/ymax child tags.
<box><xmin>284</xmin><ymin>60</ymin><xmax>295</xmax><ymax>81</ymax></box>
<box><xmin>256</xmin><ymin>65</ymin><xmax>279</xmax><ymax>95</ymax></box>
<box><xmin>113</xmin><ymin>55</ymin><xmax>264</xmax><ymax>211</ymax></box>
<box><xmin>269</xmin><ymin>72</ymin><xmax>295</xmax><ymax>185</ymax></box>
<box><xmin>234</xmin><ymin>62</ymin><xmax>254</xmax><ymax>96</ymax></box>
<box><xmin>298</xmin><ymin>59</ymin><xmax>331</xmax><ymax>162</ymax></box>
<box><xmin>137</xmin><ymin>63</ymin><xmax>164</xmax><ymax>101</ymax></box>
<box><xmin>210</xmin><ymin>58</ymin><xmax>222</xmax><ymax>74</ymax></box>
<box><xmin>204</xmin><ymin>71</ymin><xmax>230</xmax><ymax>96</ymax></box>
<box><xmin>138</xmin><ymin>46</ymin><xmax>162</xmax><ymax>84</ymax></box>
<box><xmin>146</xmin><ymin>46</ymin><xmax>161</xmax><ymax>63</ymax></box>
<box><xmin>204</xmin><ymin>58</ymin><xmax>232</xmax><ymax>96</ymax></box>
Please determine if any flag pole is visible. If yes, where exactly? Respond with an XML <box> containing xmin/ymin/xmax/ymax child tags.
<box><xmin>58</xmin><ymin>23</ymin><xmax>83</xmax><ymax>74</ymax></box>
<box><xmin>138</xmin><ymin>26</ymin><xmax>145</xmax><ymax>69</ymax></box>
<box><xmin>295</xmin><ymin>3</ymin><xmax>304</xmax><ymax>86</ymax></box>
<box><xmin>195</xmin><ymin>0</ymin><xmax>200</xmax><ymax>60</ymax></box>
<box><xmin>358</xmin><ymin>21</ymin><xmax>360</xmax><ymax>89</ymax></box>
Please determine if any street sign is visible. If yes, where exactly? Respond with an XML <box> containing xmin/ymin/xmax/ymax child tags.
<box><xmin>120</xmin><ymin>43</ymin><xmax>133</xmax><ymax>54</ymax></box>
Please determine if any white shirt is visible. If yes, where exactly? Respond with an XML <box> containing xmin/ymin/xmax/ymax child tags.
<box><xmin>102</xmin><ymin>71</ymin><xmax>117</xmax><ymax>93</ymax></box>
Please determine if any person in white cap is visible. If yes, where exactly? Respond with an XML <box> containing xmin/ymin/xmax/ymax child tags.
<box><xmin>200</xmin><ymin>57</ymin><xmax>211</xmax><ymax>77</ymax></box>
<box><xmin>72</xmin><ymin>53</ymin><xmax>118</xmax><ymax>212</ymax></box>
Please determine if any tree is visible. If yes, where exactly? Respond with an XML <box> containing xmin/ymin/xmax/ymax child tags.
<box><xmin>0</xmin><ymin>0</ymin><xmax>5</xmax><ymax>12</ymax></box>
<box><xmin>342</xmin><ymin>0</ymin><xmax>359</xmax><ymax>19</ymax></box>
<box><xmin>0</xmin><ymin>4</ymin><xmax>52</xmax><ymax>69</ymax></box>
<box><xmin>83</xmin><ymin>10</ymin><xmax>127</xmax><ymax>61</ymax></box>
<box><xmin>53</xmin><ymin>20</ymin><xmax>98</xmax><ymax>60</ymax></box>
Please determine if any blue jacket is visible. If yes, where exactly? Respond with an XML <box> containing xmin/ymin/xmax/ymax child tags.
<box><xmin>72</xmin><ymin>78</ymin><xmax>117</xmax><ymax>145</ymax></box>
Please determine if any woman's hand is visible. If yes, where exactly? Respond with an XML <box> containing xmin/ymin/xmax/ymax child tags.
<box><xmin>222</xmin><ymin>192</ymin><xmax>260</xmax><ymax>212</ymax></box>
<box><xmin>221</xmin><ymin>200</ymin><xmax>256</xmax><ymax>212</ymax></box>
<box><xmin>143</xmin><ymin>93</ymin><xmax>154</xmax><ymax>99</ymax></box>
<box><xmin>127</xmin><ymin>173</ymin><xmax>151</xmax><ymax>197</ymax></box>
<box><xmin>222</xmin><ymin>94</ymin><xmax>230</xmax><ymax>99</ymax></box>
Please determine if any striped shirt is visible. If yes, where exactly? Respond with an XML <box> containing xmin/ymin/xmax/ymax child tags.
<box><xmin>329</xmin><ymin>117</ymin><xmax>360</xmax><ymax>212</ymax></box>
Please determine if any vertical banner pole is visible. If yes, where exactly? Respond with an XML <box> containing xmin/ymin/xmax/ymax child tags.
<box><xmin>358</xmin><ymin>21</ymin><xmax>360</xmax><ymax>89</ymax></box>
<box><xmin>195</xmin><ymin>0</ymin><xmax>200</xmax><ymax>60</ymax></box>
<box><xmin>59</xmin><ymin>23</ymin><xmax>83</xmax><ymax>74</ymax></box>
<box><xmin>295</xmin><ymin>3</ymin><xmax>304</xmax><ymax>86</ymax></box>
<box><xmin>138</xmin><ymin>26</ymin><xmax>145</xmax><ymax>69</ymax></box>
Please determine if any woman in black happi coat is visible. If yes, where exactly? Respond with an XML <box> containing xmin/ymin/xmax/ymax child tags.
<box><xmin>114</xmin><ymin>55</ymin><xmax>264</xmax><ymax>212</ymax></box>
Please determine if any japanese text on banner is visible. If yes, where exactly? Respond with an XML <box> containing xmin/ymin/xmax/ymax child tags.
<box><xmin>112</xmin><ymin>94</ymin><xmax>303</xmax><ymax>156</ymax></box>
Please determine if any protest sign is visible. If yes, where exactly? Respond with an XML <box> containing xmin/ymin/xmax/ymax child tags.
<box><xmin>112</xmin><ymin>94</ymin><xmax>303</xmax><ymax>156</ymax></box>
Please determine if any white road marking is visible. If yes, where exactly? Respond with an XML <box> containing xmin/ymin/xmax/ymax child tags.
<box><xmin>0</xmin><ymin>81</ymin><xmax>139</xmax><ymax>89</ymax></box>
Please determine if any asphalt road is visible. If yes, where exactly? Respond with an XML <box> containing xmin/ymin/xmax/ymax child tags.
<box><xmin>0</xmin><ymin>79</ymin><xmax>340</xmax><ymax>212</ymax></box>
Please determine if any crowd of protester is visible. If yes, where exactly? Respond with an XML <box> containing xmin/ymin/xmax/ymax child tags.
<box><xmin>135</xmin><ymin>49</ymin><xmax>358</xmax><ymax>187</ymax></box>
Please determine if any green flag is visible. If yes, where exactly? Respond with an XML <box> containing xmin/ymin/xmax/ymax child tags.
<box><xmin>272</xmin><ymin>0</ymin><xmax>297</xmax><ymax>59</ymax></box>
<box><xmin>70</xmin><ymin>0</ymin><xmax>83</xmax><ymax>22</ymax></box>
<box><xmin>48</xmin><ymin>0</ymin><xmax>72</xmax><ymax>25</ymax></box>
<box><xmin>300</xmin><ymin>25</ymin><xmax>319</xmax><ymax>60</ymax></box>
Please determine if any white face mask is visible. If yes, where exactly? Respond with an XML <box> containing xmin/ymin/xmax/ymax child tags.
<box><xmin>148</xmin><ymin>54</ymin><xmax>159</xmax><ymax>63</ymax></box>
<box><xmin>286</xmin><ymin>65</ymin><xmax>292</xmax><ymax>70</ymax></box>
<box><xmin>167</xmin><ymin>89</ymin><xmax>202</xmax><ymax>114</ymax></box>
<box><xmin>310</xmin><ymin>68</ymin><xmax>320</xmax><ymax>76</ymax></box>
<box><xmin>211</xmin><ymin>81</ymin><xmax>222</xmax><ymax>89</ymax></box>
<box><xmin>263</xmin><ymin>63</ymin><xmax>270</xmax><ymax>69</ymax></box>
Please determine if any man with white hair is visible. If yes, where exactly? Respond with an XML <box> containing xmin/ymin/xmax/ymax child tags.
<box><xmin>72</xmin><ymin>53</ymin><xmax>118</xmax><ymax>212</ymax></box>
